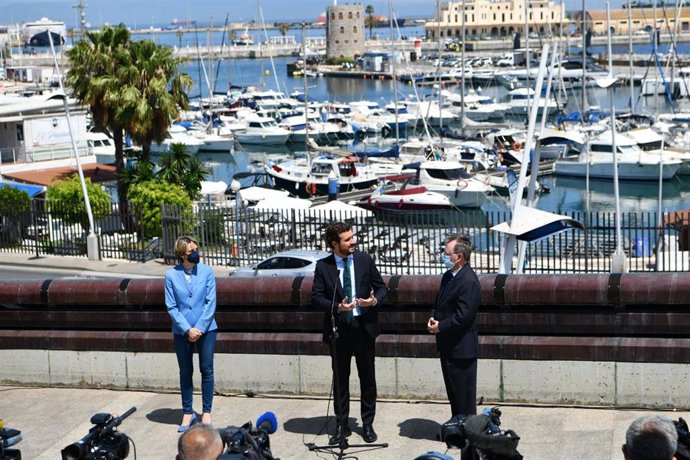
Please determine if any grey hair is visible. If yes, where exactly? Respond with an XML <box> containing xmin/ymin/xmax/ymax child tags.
<box><xmin>177</xmin><ymin>423</ymin><xmax>223</xmax><ymax>460</ymax></box>
<box><xmin>444</xmin><ymin>233</ymin><xmax>473</xmax><ymax>261</ymax></box>
<box><xmin>625</xmin><ymin>415</ymin><xmax>678</xmax><ymax>460</ymax></box>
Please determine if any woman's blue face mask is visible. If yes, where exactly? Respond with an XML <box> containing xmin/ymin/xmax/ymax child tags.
<box><xmin>187</xmin><ymin>250</ymin><xmax>200</xmax><ymax>264</ymax></box>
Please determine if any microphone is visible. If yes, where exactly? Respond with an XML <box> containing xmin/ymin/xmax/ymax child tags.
<box><xmin>255</xmin><ymin>411</ymin><xmax>278</xmax><ymax>434</ymax></box>
<box><xmin>1</xmin><ymin>434</ymin><xmax>22</xmax><ymax>448</ymax></box>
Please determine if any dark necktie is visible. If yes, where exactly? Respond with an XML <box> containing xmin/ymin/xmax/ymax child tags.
<box><xmin>343</xmin><ymin>257</ymin><xmax>353</xmax><ymax>325</ymax></box>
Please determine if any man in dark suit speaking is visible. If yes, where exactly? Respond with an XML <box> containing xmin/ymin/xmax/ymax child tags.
<box><xmin>312</xmin><ymin>221</ymin><xmax>388</xmax><ymax>445</ymax></box>
<box><xmin>427</xmin><ymin>233</ymin><xmax>481</xmax><ymax>419</ymax></box>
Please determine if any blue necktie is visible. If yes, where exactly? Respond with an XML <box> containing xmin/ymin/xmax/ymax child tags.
<box><xmin>342</xmin><ymin>257</ymin><xmax>353</xmax><ymax>325</ymax></box>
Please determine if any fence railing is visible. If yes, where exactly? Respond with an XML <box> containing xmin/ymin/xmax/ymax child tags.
<box><xmin>1</xmin><ymin>199</ymin><xmax>688</xmax><ymax>273</ymax></box>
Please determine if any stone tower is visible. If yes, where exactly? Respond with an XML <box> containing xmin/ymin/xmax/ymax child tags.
<box><xmin>326</xmin><ymin>3</ymin><xmax>365</xmax><ymax>59</ymax></box>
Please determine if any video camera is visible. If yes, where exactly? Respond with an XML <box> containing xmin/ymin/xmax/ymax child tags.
<box><xmin>435</xmin><ymin>407</ymin><xmax>522</xmax><ymax>460</ymax></box>
<box><xmin>1</xmin><ymin>423</ymin><xmax>23</xmax><ymax>460</ymax></box>
<box><xmin>61</xmin><ymin>407</ymin><xmax>136</xmax><ymax>460</ymax></box>
<box><xmin>673</xmin><ymin>417</ymin><xmax>690</xmax><ymax>460</ymax></box>
<box><xmin>218</xmin><ymin>411</ymin><xmax>278</xmax><ymax>460</ymax></box>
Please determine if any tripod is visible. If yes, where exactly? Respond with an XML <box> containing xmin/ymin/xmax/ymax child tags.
<box><xmin>306</xmin><ymin>293</ymin><xmax>388</xmax><ymax>459</ymax></box>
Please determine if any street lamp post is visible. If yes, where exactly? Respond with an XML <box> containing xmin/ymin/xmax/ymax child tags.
<box><xmin>230</xmin><ymin>180</ymin><xmax>242</xmax><ymax>263</ymax></box>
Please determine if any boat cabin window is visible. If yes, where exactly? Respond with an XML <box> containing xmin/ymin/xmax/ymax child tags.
<box><xmin>339</xmin><ymin>162</ymin><xmax>357</xmax><ymax>177</ymax></box>
<box><xmin>425</xmin><ymin>167</ymin><xmax>469</xmax><ymax>180</ymax></box>
<box><xmin>311</xmin><ymin>163</ymin><xmax>334</xmax><ymax>176</ymax></box>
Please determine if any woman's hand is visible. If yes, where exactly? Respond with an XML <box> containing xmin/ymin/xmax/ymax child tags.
<box><xmin>187</xmin><ymin>327</ymin><xmax>202</xmax><ymax>342</ymax></box>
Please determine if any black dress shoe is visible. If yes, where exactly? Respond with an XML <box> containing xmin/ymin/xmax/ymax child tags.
<box><xmin>328</xmin><ymin>425</ymin><xmax>352</xmax><ymax>445</ymax></box>
<box><xmin>362</xmin><ymin>424</ymin><xmax>378</xmax><ymax>443</ymax></box>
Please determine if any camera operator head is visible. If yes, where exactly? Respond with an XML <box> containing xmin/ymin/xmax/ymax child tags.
<box><xmin>177</xmin><ymin>424</ymin><xmax>223</xmax><ymax>460</ymax></box>
<box><xmin>623</xmin><ymin>415</ymin><xmax>678</xmax><ymax>460</ymax></box>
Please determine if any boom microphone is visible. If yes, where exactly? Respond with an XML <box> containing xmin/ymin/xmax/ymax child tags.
<box><xmin>1</xmin><ymin>434</ymin><xmax>22</xmax><ymax>448</ymax></box>
<box><xmin>256</xmin><ymin>412</ymin><xmax>278</xmax><ymax>434</ymax></box>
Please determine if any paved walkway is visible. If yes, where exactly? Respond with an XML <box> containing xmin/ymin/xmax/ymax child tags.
<box><xmin>0</xmin><ymin>252</ymin><xmax>233</xmax><ymax>278</ymax></box>
<box><xmin>2</xmin><ymin>385</ymin><xmax>688</xmax><ymax>460</ymax></box>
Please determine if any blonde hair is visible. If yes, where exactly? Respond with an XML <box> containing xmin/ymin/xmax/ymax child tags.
<box><xmin>174</xmin><ymin>236</ymin><xmax>199</xmax><ymax>260</ymax></box>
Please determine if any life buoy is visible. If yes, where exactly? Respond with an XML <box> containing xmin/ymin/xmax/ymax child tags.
<box><xmin>306</xmin><ymin>183</ymin><xmax>318</xmax><ymax>195</ymax></box>
<box><xmin>457</xmin><ymin>179</ymin><xmax>468</xmax><ymax>190</ymax></box>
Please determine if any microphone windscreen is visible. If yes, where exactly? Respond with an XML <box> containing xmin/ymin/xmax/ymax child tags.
<box><xmin>256</xmin><ymin>411</ymin><xmax>278</xmax><ymax>434</ymax></box>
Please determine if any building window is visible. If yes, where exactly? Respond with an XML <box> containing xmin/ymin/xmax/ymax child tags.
<box><xmin>340</xmin><ymin>26</ymin><xmax>345</xmax><ymax>34</ymax></box>
<box><xmin>332</xmin><ymin>13</ymin><xmax>335</xmax><ymax>20</ymax></box>
<box><xmin>345</xmin><ymin>40</ymin><xmax>349</xmax><ymax>43</ymax></box>
<box><xmin>354</xmin><ymin>26</ymin><xmax>357</xmax><ymax>33</ymax></box>
<box><xmin>357</xmin><ymin>12</ymin><xmax>360</xmax><ymax>18</ymax></box>
<box><xmin>339</xmin><ymin>12</ymin><xmax>343</xmax><ymax>20</ymax></box>
<box><xmin>455</xmin><ymin>14</ymin><xmax>458</xmax><ymax>22</ymax></box>
<box><xmin>336</xmin><ymin>40</ymin><xmax>340</xmax><ymax>44</ymax></box>
<box><xmin>348</xmin><ymin>12</ymin><xmax>353</xmax><ymax>19</ymax></box>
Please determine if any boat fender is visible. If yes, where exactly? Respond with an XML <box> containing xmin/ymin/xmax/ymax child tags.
<box><xmin>398</xmin><ymin>199</ymin><xmax>404</xmax><ymax>209</ymax></box>
<box><xmin>513</xmin><ymin>141</ymin><xmax>521</xmax><ymax>151</ymax></box>
<box><xmin>306</xmin><ymin>183</ymin><xmax>318</xmax><ymax>195</ymax></box>
<box><xmin>457</xmin><ymin>179</ymin><xmax>468</xmax><ymax>190</ymax></box>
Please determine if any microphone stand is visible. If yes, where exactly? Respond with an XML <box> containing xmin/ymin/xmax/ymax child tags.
<box><xmin>307</xmin><ymin>274</ymin><xmax>388</xmax><ymax>459</ymax></box>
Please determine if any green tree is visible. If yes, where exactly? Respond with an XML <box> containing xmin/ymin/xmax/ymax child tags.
<box><xmin>0</xmin><ymin>185</ymin><xmax>32</xmax><ymax>245</ymax></box>
<box><xmin>278</xmin><ymin>23</ymin><xmax>289</xmax><ymax>38</ymax></box>
<box><xmin>127</xmin><ymin>180</ymin><xmax>191</xmax><ymax>238</ymax></box>
<box><xmin>119</xmin><ymin>149</ymin><xmax>156</xmax><ymax>192</ymax></box>
<box><xmin>46</xmin><ymin>175</ymin><xmax>112</xmax><ymax>230</ymax></box>
<box><xmin>156</xmin><ymin>143</ymin><xmax>210</xmax><ymax>200</ymax></box>
<box><xmin>176</xmin><ymin>29</ymin><xmax>184</xmax><ymax>48</ymax></box>
<box><xmin>66</xmin><ymin>24</ymin><xmax>192</xmax><ymax>216</ymax></box>
<box><xmin>365</xmin><ymin>5</ymin><xmax>375</xmax><ymax>39</ymax></box>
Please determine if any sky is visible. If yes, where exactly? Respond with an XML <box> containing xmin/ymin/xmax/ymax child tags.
<box><xmin>2</xmin><ymin>0</ymin><xmax>628</xmax><ymax>29</ymax></box>
<box><xmin>3</xmin><ymin>0</ymin><xmax>430</xmax><ymax>27</ymax></box>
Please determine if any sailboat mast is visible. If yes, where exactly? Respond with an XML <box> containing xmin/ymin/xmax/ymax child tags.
<box><xmin>389</xmin><ymin>0</ymin><xmax>399</xmax><ymax>142</ymax></box>
<box><xmin>628</xmin><ymin>0</ymin><xmax>634</xmax><ymax>113</ymax></box>
<box><xmin>460</xmin><ymin>0</ymin><xmax>466</xmax><ymax>136</ymax></box>
<box><xmin>582</xmin><ymin>0</ymin><xmax>587</xmax><ymax>112</ymax></box>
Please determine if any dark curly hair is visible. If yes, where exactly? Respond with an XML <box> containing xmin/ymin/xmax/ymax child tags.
<box><xmin>324</xmin><ymin>221</ymin><xmax>352</xmax><ymax>249</ymax></box>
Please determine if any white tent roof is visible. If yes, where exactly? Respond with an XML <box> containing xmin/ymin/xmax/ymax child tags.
<box><xmin>305</xmin><ymin>200</ymin><xmax>373</xmax><ymax>218</ymax></box>
<box><xmin>238</xmin><ymin>186</ymin><xmax>290</xmax><ymax>203</ymax></box>
<box><xmin>251</xmin><ymin>196</ymin><xmax>312</xmax><ymax>211</ymax></box>
<box><xmin>200</xmin><ymin>180</ymin><xmax>228</xmax><ymax>196</ymax></box>
<box><xmin>491</xmin><ymin>205</ymin><xmax>584</xmax><ymax>242</ymax></box>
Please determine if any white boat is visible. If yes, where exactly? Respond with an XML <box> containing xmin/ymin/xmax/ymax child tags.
<box><xmin>505</xmin><ymin>87</ymin><xmax>559</xmax><ymax>119</ymax></box>
<box><xmin>360</xmin><ymin>183</ymin><xmax>453</xmax><ymax>211</ymax></box>
<box><xmin>265</xmin><ymin>155</ymin><xmax>379</xmax><ymax>198</ymax></box>
<box><xmin>150</xmin><ymin>124</ymin><xmax>205</xmax><ymax>154</ymax></box>
<box><xmin>414</xmin><ymin>161</ymin><xmax>495</xmax><ymax>208</ymax></box>
<box><xmin>403</xmin><ymin>100</ymin><xmax>458</xmax><ymax>127</ymax></box>
<box><xmin>87</xmin><ymin>131</ymin><xmax>116</xmax><ymax>165</ymax></box>
<box><xmin>554</xmin><ymin>131</ymin><xmax>683</xmax><ymax>181</ymax></box>
<box><xmin>235</xmin><ymin>116</ymin><xmax>291</xmax><ymax>145</ymax></box>
<box><xmin>22</xmin><ymin>17</ymin><xmax>66</xmax><ymax>46</ymax></box>
<box><xmin>443</xmin><ymin>89</ymin><xmax>510</xmax><ymax>122</ymax></box>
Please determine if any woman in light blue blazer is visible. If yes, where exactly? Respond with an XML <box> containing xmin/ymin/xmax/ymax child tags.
<box><xmin>165</xmin><ymin>236</ymin><xmax>218</xmax><ymax>432</ymax></box>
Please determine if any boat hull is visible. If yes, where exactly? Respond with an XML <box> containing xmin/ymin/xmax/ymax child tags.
<box><xmin>554</xmin><ymin>161</ymin><xmax>680</xmax><ymax>181</ymax></box>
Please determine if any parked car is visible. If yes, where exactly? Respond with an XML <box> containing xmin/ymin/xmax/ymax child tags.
<box><xmin>229</xmin><ymin>249</ymin><xmax>330</xmax><ymax>278</ymax></box>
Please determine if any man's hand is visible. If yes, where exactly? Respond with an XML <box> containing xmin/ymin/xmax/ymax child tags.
<box><xmin>356</xmin><ymin>289</ymin><xmax>378</xmax><ymax>309</ymax></box>
<box><xmin>427</xmin><ymin>317</ymin><xmax>440</xmax><ymax>335</ymax></box>
<box><xmin>338</xmin><ymin>296</ymin><xmax>356</xmax><ymax>313</ymax></box>
<box><xmin>187</xmin><ymin>327</ymin><xmax>202</xmax><ymax>342</ymax></box>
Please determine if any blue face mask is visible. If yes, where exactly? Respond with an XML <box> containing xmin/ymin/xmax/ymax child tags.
<box><xmin>441</xmin><ymin>253</ymin><xmax>454</xmax><ymax>270</ymax></box>
<box><xmin>187</xmin><ymin>250</ymin><xmax>200</xmax><ymax>264</ymax></box>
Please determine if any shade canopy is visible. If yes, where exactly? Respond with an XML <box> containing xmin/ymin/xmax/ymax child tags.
<box><xmin>305</xmin><ymin>200</ymin><xmax>373</xmax><ymax>218</ymax></box>
<box><xmin>491</xmin><ymin>205</ymin><xmax>584</xmax><ymax>243</ymax></box>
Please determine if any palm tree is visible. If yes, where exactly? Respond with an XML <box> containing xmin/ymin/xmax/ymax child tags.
<box><xmin>66</xmin><ymin>24</ymin><xmax>192</xmax><ymax>221</ymax></box>
<box><xmin>157</xmin><ymin>143</ymin><xmax>209</xmax><ymax>199</ymax></box>
<box><xmin>175</xmin><ymin>29</ymin><xmax>184</xmax><ymax>48</ymax></box>
<box><xmin>66</xmin><ymin>24</ymin><xmax>133</xmax><ymax>210</ymax></box>
<box><xmin>365</xmin><ymin>5</ymin><xmax>375</xmax><ymax>39</ymax></box>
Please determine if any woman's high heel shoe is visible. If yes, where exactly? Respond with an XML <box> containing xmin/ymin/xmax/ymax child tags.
<box><xmin>177</xmin><ymin>413</ymin><xmax>197</xmax><ymax>432</ymax></box>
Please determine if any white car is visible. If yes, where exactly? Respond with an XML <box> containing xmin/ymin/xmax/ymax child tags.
<box><xmin>230</xmin><ymin>250</ymin><xmax>330</xmax><ymax>278</ymax></box>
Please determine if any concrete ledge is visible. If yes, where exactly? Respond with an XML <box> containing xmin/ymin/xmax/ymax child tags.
<box><xmin>2</xmin><ymin>350</ymin><xmax>688</xmax><ymax>409</ymax></box>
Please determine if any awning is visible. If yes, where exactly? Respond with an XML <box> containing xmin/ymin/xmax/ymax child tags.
<box><xmin>305</xmin><ymin>200</ymin><xmax>373</xmax><ymax>218</ymax></box>
<box><xmin>0</xmin><ymin>180</ymin><xmax>46</xmax><ymax>197</ymax></box>
<box><xmin>491</xmin><ymin>205</ymin><xmax>584</xmax><ymax>243</ymax></box>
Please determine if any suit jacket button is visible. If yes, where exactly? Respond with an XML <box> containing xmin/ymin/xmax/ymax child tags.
<box><xmin>189</xmin><ymin>294</ymin><xmax>192</xmax><ymax>298</ymax></box>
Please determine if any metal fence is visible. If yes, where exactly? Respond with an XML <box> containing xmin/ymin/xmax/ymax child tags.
<box><xmin>1</xmin><ymin>198</ymin><xmax>688</xmax><ymax>273</ymax></box>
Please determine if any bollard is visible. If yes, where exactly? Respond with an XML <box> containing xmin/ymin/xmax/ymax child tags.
<box><xmin>327</xmin><ymin>170</ymin><xmax>338</xmax><ymax>202</ymax></box>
